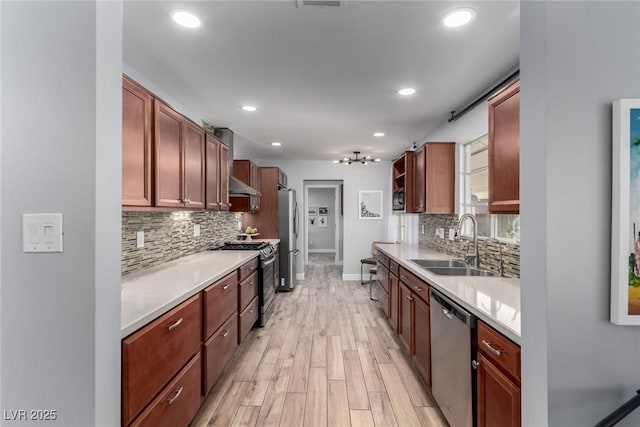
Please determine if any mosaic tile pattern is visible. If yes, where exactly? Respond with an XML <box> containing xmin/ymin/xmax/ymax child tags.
<box><xmin>122</xmin><ymin>211</ymin><xmax>242</xmax><ymax>276</ymax></box>
<box><xmin>418</xmin><ymin>214</ymin><xmax>520</xmax><ymax>278</ymax></box>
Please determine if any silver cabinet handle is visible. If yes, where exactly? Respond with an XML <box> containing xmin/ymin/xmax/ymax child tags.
<box><xmin>166</xmin><ymin>387</ymin><xmax>183</xmax><ymax>405</ymax></box>
<box><xmin>414</xmin><ymin>286</ymin><xmax>422</xmax><ymax>292</ymax></box>
<box><xmin>167</xmin><ymin>318</ymin><xmax>183</xmax><ymax>331</ymax></box>
<box><xmin>250</xmin><ymin>308</ymin><xmax>254</xmax><ymax>313</ymax></box>
<box><xmin>223</xmin><ymin>330</ymin><xmax>230</xmax><ymax>337</ymax></box>
<box><xmin>223</xmin><ymin>283</ymin><xmax>230</xmax><ymax>290</ymax></box>
<box><xmin>482</xmin><ymin>340</ymin><xmax>502</xmax><ymax>357</ymax></box>
<box><xmin>250</xmin><ymin>280</ymin><xmax>254</xmax><ymax>285</ymax></box>
<box><xmin>400</xmin><ymin>275</ymin><xmax>407</xmax><ymax>280</ymax></box>
<box><xmin>472</xmin><ymin>360</ymin><xmax>480</xmax><ymax>370</ymax></box>
<box><xmin>406</xmin><ymin>295</ymin><xmax>414</xmax><ymax>301</ymax></box>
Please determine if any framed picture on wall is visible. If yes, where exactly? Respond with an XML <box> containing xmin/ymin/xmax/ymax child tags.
<box><xmin>308</xmin><ymin>206</ymin><xmax>318</xmax><ymax>215</ymax></box>
<box><xmin>358</xmin><ymin>190</ymin><xmax>383</xmax><ymax>220</ymax></box>
<box><xmin>611</xmin><ymin>98</ymin><xmax>640</xmax><ymax>325</ymax></box>
<box><xmin>318</xmin><ymin>215</ymin><xmax>328</xmax><ymax>227</ymax></box>
<box><xmin>319</xmin><ymin>207</ymin><xmax>328</xmax><ymax>215</ymax></box>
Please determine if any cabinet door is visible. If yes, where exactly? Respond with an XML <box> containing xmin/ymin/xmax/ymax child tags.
<box><xmin>389</xmin><ymin>274</ymin><xmax>399</xmax><ymax>333</ymax></box>
<box><xmin>251</xmin><ymin>162</ymin><xmax>260</xmax><ymax>211</ymax></box>
<box><xmin>205</xmin><ymin>134</ymin><xmax>220</xmax><ymax>210</ymax></box>
<box><xmin>182</xmin><ymin>121</ymin><xmax>205</xmax><ymax>209</ymax></box>
<box><xmin>398</xmin><ymin>282</ymin><xmax>412</xmax><ymax>352</ymax></box>
<box><xmin>219</xmin><ymin>143</ymin><xmax>230</xmax><ymax>210</ymax></box>
<box><xmin>155</xmin><ymin>101</ymin><xmax>183</xmax><ymax>208</ymax></box>
<box><xmin>476</xmin><ymin>353</ymin><xmax>521</xmax><ymax>427</ymax></box>
<box><xmin>122</xmin><ymin>77</ymin><xmax>153</xmax><ymax>207</ymax></box>
<box><xmin>412</xmin><ymin>295</ymin><xmax>431</xmax><ymax>386</ymax></box>
<box><xmin>425</xmin><ymin>143</ymin><xmax>455</xmax><ymax>214</ymax></box>
<box><xmin>489</xmin><ymin>80</ymin><xmax>520</xmax><ymax>213</ymax></box>
<box><xmin>413</xmin><ymin>145</ymin><xmax>425</xmax><ymax>213</ymax></box>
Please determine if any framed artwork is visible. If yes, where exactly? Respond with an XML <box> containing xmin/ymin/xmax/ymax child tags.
<box><xmin>611</xmin><ymin>99</ymin><xmax>640</xmax><ymax>325</ymax></box>
<box><xmin>308</xmin><ymin>206</ymin><xmax>318</xmax><ymax>215</ymax></box>
<box><xmin>319</xmin><ymin>207</ymin><xmax>328</xmax><ymax>215</ymax></box>
<box><xmin>318</xmin><ymin>215</ymin><xmax>328</xmax><ymax>227</ymax></box>
<box><xmin>358</xmin><ymin>190</ymin><xmax>383</xmax><ymax>220</ymax></box>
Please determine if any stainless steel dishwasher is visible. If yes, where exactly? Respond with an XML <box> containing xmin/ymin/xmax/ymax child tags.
<box><xmin>430</xmin><ymin>289</ymin><xmax>476</xmax><ymax>427</ymax></box>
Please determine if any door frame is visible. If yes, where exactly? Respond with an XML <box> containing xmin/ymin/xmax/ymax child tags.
<box><xmin>304</xmin><ymin>183</ymin><xmax>341</xmax><ymax>265</ymax></box>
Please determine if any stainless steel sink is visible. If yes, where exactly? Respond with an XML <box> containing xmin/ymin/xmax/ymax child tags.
<box><xmin>410</xmin><ymin>259</ymin><xmax>468</xmax><ymax>268</ymax></box>
<box><xmin>426</xmin><ymin>266</ymin><xmax>497</xmax><ymax>277</ymax></box>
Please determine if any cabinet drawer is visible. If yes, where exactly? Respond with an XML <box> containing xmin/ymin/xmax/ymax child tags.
<box><xmin>398</xmin><ymin>267</ymin><xmax>429</xmax><ymax>304</ymax></box>
<box><xmin>239</xmin><ymin>257</ymin><xmax>259</xmax><ymax>281</ymax></box>
<box><xmin>239</xmin><ymin>296</ymin><xmax>259</xmax><ymax>343</ymax></box>
<box><xmin>239</xmin><ymin>270</ymin><xmax>258</xmax><ymax>312</ymax></box>
<box><xmin>122</xmin><ymin>294</ymin><xmax>201</xmax><ymax>425</ymax></box>
<box><xmin>204</xmin><ymin>271</ymin><xmax>238</xmax><ymax>339</ymax></box>
<box><xmin>389</xmin><ymin>259</ymin><xmax>400</xmax><ymax>277</ymax></box>
<box><xmin>376</xmin><ymin>252</ymin><xmax>390</xmax><ymax>268</ymax></box>
<box><xmin>477</xmin><ymin>320</ymin><xmax>521</xmax><ymax>382</ymax></box>
<box><xmin>129</xmin><ymin>353</ymin><xmax>202</xmax><ymax>427</ymax></box>
<box><xmin>203</xmin><ymin>312</ymin><xmax>239</xmax><ymax>394</ymax></box>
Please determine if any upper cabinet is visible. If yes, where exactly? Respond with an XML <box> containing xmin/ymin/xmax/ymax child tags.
<box><xmin>230</xmin><ymin>160</ymin><xmax>260</xmax><ymax>213</ymax></box>
<box><xmin>488</xmin><ymin>79</ymin><xmax>520</xmax><ymax>214</ymax></box>
<box><xmin>243</xmin><ymin>167</ymin><xmax>288</xmax><ymax>238</ymax></box>
<box><xmin>393</xmin><ymin>143</ymin><xmax>455</xmax><ymax>214</ymax></box>
<box><xmin>122</xmin><ymin>77</ymin><xmax>153</xmax><ymax>207</ymax></box>
<box><xmin>122</xmin><ymin>75</ymin><xmax>228</xmax><ymax>211</ymax></box>
<box><xmin>155</xmin><ymin>101</ymin><xmax>205</xmax><ymax>209</ymax></box>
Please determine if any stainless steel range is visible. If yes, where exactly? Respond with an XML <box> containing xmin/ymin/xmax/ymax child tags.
<box><xmin>209</xmin><ymin>241</ymin><xmax>278</xmax><ymax>327</ymax></box>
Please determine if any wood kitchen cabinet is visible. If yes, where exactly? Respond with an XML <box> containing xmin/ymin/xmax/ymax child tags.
<box><xmin>475</xmin><ymin>320</ymin><xmax>521</xmax><ymax>427</ymax></box>
<box><xmin>230</xmin><ymin>159</ymin><xmax>261</xmax><ymax>212</ymax></box>
<box><xmin>423</xmin><ymin>143</ymin><xmax>455</xmax><ymax>214</ymax></box>
<box><xmin>242</xmin><ymin>167</ymin><xmax>288</xmax><ymax>238</ymax></box>
<box><xmin>488</xmin><ymin>79</ymin><xmax>520</xmax><ymax>214</ymax></box>
<box><xmin>122</xmin><ymin>76</ymin><xmax>153</xmax><ymax>207</ymax></box>
<box><xmin>413</xmin><ymin>144</ymin><xmax>426</xmax><ymax>212</ymax></box>
<box><xmin>205</xmin><ymin>133</ymin><xmax>231</xmax><ymax>211</ymax></box>
<box><xmin>392</xmin><ymin>152</ymin><xmax>417</xmax><ymax>212</ymax></box>
<box><xmin>398</xmin><ymin>267</ymin><xmax>431</xmax><ymax>386</ymax></box>
<box><xmin>155</xmin><ymin>100</ymin><xmax>205</xmax><ymax>209</ymax></box>
<box><xmin>389</xmin><ymin>270</ymin><xmax>399</xmax><ymax>333</ymax></box>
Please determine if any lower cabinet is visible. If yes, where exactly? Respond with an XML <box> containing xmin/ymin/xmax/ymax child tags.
<box><xmin>203</xmin><ymin>313</ymin><xmax>239</xmax><ymax>394</ymax></box>
<box><xmin>412</xmin><ymin>294</ymin><xmax>431</xmax><ymax>387</ymax></box>
<box><xmin>398</xmin><ymin>282</ymin><xmax>412</xmax><ymax>353</ymax></box>
<box><xmin>476</xmin><ymin>353</ymin><xmax>521</xmax><ymax>427</ymax></box>
<box><xmin>129</xmin><ymin>353</ymin><xmax>202</xmax><ymax>427</ymax></box>
<box><xmin>239</xmin><ymin>296</ymin><xmax>259</xmax><ymax>342</ymax></box>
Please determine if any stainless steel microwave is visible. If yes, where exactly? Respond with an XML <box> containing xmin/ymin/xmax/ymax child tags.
<box><xmin>393</xmin><ymin>189</ymin><xmax>405</xmax><ymax>210</ymax></box>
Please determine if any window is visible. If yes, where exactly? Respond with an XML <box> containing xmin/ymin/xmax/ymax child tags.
<box><xmin>460</xmin><ymin>135</ymin><xmax>520</xmax><ymax>242</ymax></box>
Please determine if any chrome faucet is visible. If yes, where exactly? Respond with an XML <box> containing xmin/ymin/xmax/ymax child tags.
<box><xmin>482</xmin><ymin>237</ymin><xmax>505</xmax><ymax>277</ymax></box>
<box><xmin>456</xmin><ymin>213</ymin><xmax>479</xmax><ymax>268</ymax></box>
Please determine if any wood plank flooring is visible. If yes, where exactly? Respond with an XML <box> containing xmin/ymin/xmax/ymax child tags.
<box><xmin>190</xmin><ymin>263</ymin><xmax>448</xmax><ymax>427</ymax></box>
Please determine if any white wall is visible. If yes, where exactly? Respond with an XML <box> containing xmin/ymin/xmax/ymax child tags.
<box><xmin>308</xmin><ymin>188</ymin><xmax>336</xmax><ymax>251</ymax></box>
<box><xmin>1</xmin><ymin>2</ymin><xmax>121</xmax><ymax>425</ymax></box>
<box><xmin>256</xmin><ymin>160</ymin><xmax>389</xmax><ymax>280</ymax></box>
<box><xmin>521</xmin><ymin>2</ymin><xmax>640</xmax><ymax>426</ymax></box>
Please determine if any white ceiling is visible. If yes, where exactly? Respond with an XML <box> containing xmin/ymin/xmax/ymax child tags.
<box><xmin>123</xmin><ymin>1</ymin><xmax>519</xmax><ymax>161</ymax></box>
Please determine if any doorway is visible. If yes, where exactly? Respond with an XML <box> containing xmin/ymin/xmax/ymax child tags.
<box><xmin>304</xmin><ymin>181</ymin><xmax>343</xmax><ymax>266</ymax></box>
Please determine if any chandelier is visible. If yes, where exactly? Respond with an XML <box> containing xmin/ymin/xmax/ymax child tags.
<box><xmin>333</xmin><ymin>151</ymin><xmax>381</xmax><ymax>165</ymax></box>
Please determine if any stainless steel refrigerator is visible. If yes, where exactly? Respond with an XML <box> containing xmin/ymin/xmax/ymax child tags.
<box><xmin>278</xmin><ymin>188</ymin><xmax>299</xmax><ymax>291</ymax></box>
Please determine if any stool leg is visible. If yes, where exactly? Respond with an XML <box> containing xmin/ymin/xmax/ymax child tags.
<box><xmin>369</xmin><ymin>274</ymin><xmax>378</xmax><ymax>301</ymax></box>
<box><xmin>361</xmin><ymin>264</ymin><xmax>366</xmax><ymax>285</ymax></box>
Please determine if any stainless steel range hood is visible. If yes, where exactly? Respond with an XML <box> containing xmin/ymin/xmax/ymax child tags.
<box><xmin>229</xmin><ymin>175</ymin><xmax>261</xmax><ymax>196</ymax></box>
<box><xmin>212</xmin><ymin>127</ymin><xmax>261</xmax><ymax>197</ymax></box>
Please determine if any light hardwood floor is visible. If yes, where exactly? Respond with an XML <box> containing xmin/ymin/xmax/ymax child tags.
<box><xmin>190</xmin><ymin>263</ymin><xmax>448</xmax><ymax>427</ymax></box>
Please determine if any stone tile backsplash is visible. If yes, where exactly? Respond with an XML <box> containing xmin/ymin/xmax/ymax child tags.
<box><xmin>419</xmin><ymin>214</ymin><xmax>520</xmax><ymax>278</ymax></box>
<box><xmin>122</xmin><ymin>211</ymin><xmax>241</xmax><ymax>276</ymax></box>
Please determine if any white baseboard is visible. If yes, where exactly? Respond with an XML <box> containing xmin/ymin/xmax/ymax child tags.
<box><xmin>296</xmin><ymin>273</ymin><xmax>305</xmax><ymax>280</ymax></box>
<box><xmin>308</xmin><ymin>249</ymin><xmax>336</xmax><ymax>253</ymax></box>
<box><xmin>342</xmin><ymin>273</ymin><xmax>361</xmax><ymax>281</ymax></box>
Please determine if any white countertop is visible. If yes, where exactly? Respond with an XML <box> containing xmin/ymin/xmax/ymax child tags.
<box><xmin>376</xmin><ymin>243</ymin><xmax>521</xmax><ymax>344</ymax></box>
<box><xmin>121</xmin><ymin>251</ymin><xmax>259</xmax><ymax>337</ymax></box>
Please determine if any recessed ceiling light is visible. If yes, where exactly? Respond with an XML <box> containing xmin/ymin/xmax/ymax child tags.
<box><xmin>373</xmin><ymin>132</ymin><xmax>385</xmax><ymax>137</ymax></box>
<box><xmin>242</xmin><ymin>105</ymin><xmax>257</xmax><ymax>112</ymax></box>
<box><xmin>171</xmin><ymin>10</ymin><xmax>201</xmax><ymax>29</ymax></box>
<box><xmin>271</xmin><ymin>142</ymin><xmax>282</xmax><ymax>147</ymax></box>
<box><xmin>398</xmin><ymin>88</ymin><xmax>416</xmax><ymax>96</ymax></box>
<box><xmin>443</xmin><ymin>8</ymin><xmax>475</xmax><ymax>28</ymax></box>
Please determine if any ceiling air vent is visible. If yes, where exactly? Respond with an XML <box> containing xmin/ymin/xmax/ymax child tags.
<box><xmin>297</xmin><ymin>0</ymin><xmax>344</xmax><ymax>7</ymax></box>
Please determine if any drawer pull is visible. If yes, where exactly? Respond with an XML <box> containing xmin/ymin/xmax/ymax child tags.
<box><xmin>166</xmin><ymin>387</ymin><xmax>183</xmax><ymax>405</ymax></box>
<box><xmin>400</xmin><ymin>275</ymin><xmax>407</xmax><ymax>280</ymax></box>
<box><xmin>250</xmin><ymin>309</ymin><xmax>254</xmax><ymax>313</ymax></box>
<box><xmin>406</xmin><ymin>295</ymin><xmax>414</xmax><ymax>301</ymax></box>
<box><xmin>250</xmin><ymin>280</ymin><xmax>254</xmax><ymax>285</ymax></box>
<box><xmin>414</xmin><ymin>286</ymin><xmax>422</xmax><ymax>292</ymax></box>
<box><xmin>167</xmin><ymin>318</ymin><xmax>183</xmax><ymax>331</ymax></box>
<box><xmin>482</xmin><ymin>340</ymin><xmax>502</xmax><ymax>357</ymax></box>
<box><xmin>223</xmin><ymin>284</ymin><xmax>230</xmax><ymax>290</ymax></box>
<box><xmin>223</xmin><ymin>330</ymin><xmax>230</xmax><ymax>337</ymax></box>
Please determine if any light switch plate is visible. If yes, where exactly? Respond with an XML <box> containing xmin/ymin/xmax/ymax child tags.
<box><xmin>194</xmin><ymin>224</ymin><xmax>200</xmax><ymax>237</ymax></box>
<box><xmin>136</xmin><ymin>231</ymin><xmax>144</xmax><ymax>248</ymax></box>
<box><xmin>22</xmin><ymin>213</ymin><xmax>63</xmax><ymax>253</ymax></box>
